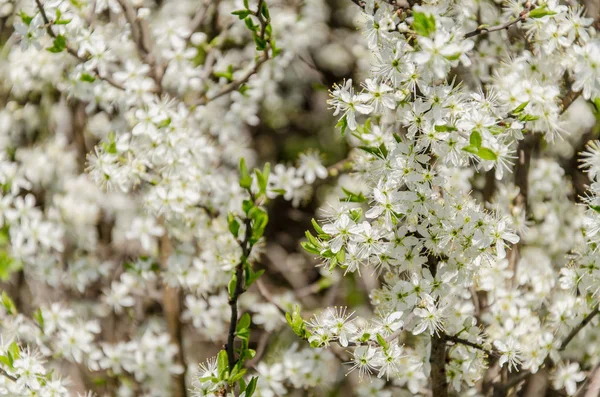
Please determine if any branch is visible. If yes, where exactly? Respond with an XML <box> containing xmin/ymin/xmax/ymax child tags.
<box><xmin>464</xmin><ymin>17</ymin><xmax>524</xmax><ymax>39</ymax></box>
<box><xmin>158</xmin><ymin>225</ymin><xmax>188</xmax><ymax>397</ymax></box>
<box><xmin>115</xmin><ymin>0</ymin><xmax>164</xmax><ymax>87</ymax></box>
<box><xmin>560</xmin><ymin>305</ymin><xmax>600</xmax><ymax>351</ymax></box>
<box><xmin>34</xmin><ymin>0</ymin><xmax>125</xmax><ymax>91</ymax></box>
<box><xmin>0</xmin><ymin>368</ymin><xmax>17</xmax><ymax>382</ymax></box>
<box><xmin>561</xmin><ymin>89</ymin><xmax>583</xmax><ymax>114</ymax></box>
<box><xmin>191</xmin><ymin>0</ymin><xmax>273</xmax><ymax>106</ymax></box>
<box><xmin>445</xmin><ymin>334</ymin><xmax>498</xmax><ymax>357</ymax></box>
<box><xmin>428</xmin><ymin>259</ymin><xmax>448</xmax><ymax>397</ymax></box>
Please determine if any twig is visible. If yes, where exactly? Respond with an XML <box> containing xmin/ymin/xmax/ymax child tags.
<box><xmin>186</xmin><ymin>0</ymin><xmax>212</xmax><ymax>42</ymax></box>
<box><xmin>34</xmin><ymin>0</ymin><xmax>125</xmax><ymax>90</ymax></box>
<box><xmin>115</xmin><ymin>0</ymin><xmax>164</xmax><ymax>86</ymax></box>
<box><xmin>159</xmin><ymin>226</ymin><xmax>188</xmax><ymax>397</ymax></box>
<box><xmin>190</xmin><ymin>0</ymin><xmax>273</xmax><ymax>106</ymax></box>
<box><xmin>445</xmin><ymin>334</ymin><xmax>498</xmax><ymax>356</ymax></box>
<box><xmin>0</xmin><ymin>368</ymin><xmax>17</xmax><ymax>382</ymax></box>
<box><xmin>583</xmin><ymin>364</ymin><xmax>600</xmax><ymax>397</ymax></box>
<box><xmin>464</xmin><ymin>17</ymin><xmax>524</xmax><ymax>39</ymax></box>
<box><xmin>561</xmin><ymin>90</ymin><xmax>583</xmax><ymax>114</ymax></box>
<box><xmin>560</xmin><ymin>305</ymin><xmax>600</xmax><ymax>351</ymax></box>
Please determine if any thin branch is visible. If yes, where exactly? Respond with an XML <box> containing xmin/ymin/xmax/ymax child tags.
<box><xmin>574</xmin><ymin>363</ymin><xmax>600</xmax><ymax>397</ymax></box>
<box><xmin>445</xmin><ymin>334</ymin><xmax>498</xmax><ymax>356</ymax></box>
<box><xmin>185</xmin><ymin>0</ymin><xmax>212</xmax><ymax>41</ymax></box>
<box><xmin>0</xmin><ymin>368</ymin><xmax>17</xmax><ymax>382</ymax></box>
<box><xmin>560</xmin><ymin>305</ymin><xmax>600</xmax><ymax>351</ymax></box>
<box><xmin>561</xmin><ymin>89</ymin><xmax>583</xmax><ymax>114</ymax></box>
<box><xmin>158</xmin><ymin>226</ymin><xmax>188</xmax><ymax>397</ymax></box>
<box><xmin>34</xmin><ymin>0</ymin><xmax>125</xmax><ymax>90</ymax></box>
<box><xmin>115</xmin><ymin>0</ymin><xmax>164</xmax><ymax>87</ymax></box>
<box><xmin>190</xmin><ymin>0</ymin><xmax>273</xmax><ymax>106</ymax></box>
<box><xmin>464</xmin><ymin>17</ymin><xmax>524</xmax><ymax>39</ymax></box>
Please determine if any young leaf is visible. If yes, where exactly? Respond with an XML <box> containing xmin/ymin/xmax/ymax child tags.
<box><xmin>412</xmin><ymin>12</ymin><xmax>436</xmax><ymax>37</ymax></box>
<box><xmin>47</xmin><ymin>35</ymin><xmax>67</xmax><ymax>53</ymax></box>
<box><xmin>217</xmin><ymin>350</ymin><xmax>229</xmax><ymax>380</ymax></box>
<box><xmin>528</xmin><ymin>5</ymin><xmax>557</xmax><ymax>19</ymax></box>
<box><xmin>469</xmin><ymin>130</ymin><xmax>482</xmax><ymax>148</ymax></box>
<box><xmin>477</xmin><ymin>147</ymin><xmax>498</xmax><ymax>161</ymax></box>
<box><xmin>239</xmin><ymin>158</ymin><xmax>252</xmax><ymax>189</ymax></box>
<box><xmin>245</xmin><ymin>377</ymin><xmax>258</xmax><ymax>397</ymax></box>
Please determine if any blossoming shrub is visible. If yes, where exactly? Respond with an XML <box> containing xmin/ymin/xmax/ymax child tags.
<box><xmin>1</xmin><ymin>0</ymin><xmax>600</xmax><ymax>396</ymax></box>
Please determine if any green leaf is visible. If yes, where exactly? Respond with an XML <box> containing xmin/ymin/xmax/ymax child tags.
<box><xmin>245</xmin><ymin>267</ymin><xmax>264</xmax><ymax>287</ymax></box>
<box><xmin>469</xmin><ymin>130</ymin><xmax>482</xmax><ymax>148</ymax></box>
<box><xmin>510</xmin><ymin>101</ymin><xmax>529</xmax><ymax>115</ymax></box>
<box><xmin>529</xmin><ymin>5</ymin><xmax>556</xmax><ymax>19</ymax></box>
<box><xmin>434</xmin><ymin>124</ymin><xmax>457</xmax><ymax>132</ymax></box>
<box><xmin>376</xmin><ymin>333</ymin><xmax>389</xmax><ymax>350</ymax></box>
<box><xmin>0</xmin><ymin>251</ymin><xmax>20</xmax><ymax>281</ymax></box>
<box><xmin>1</xmin><ymin>291</ymin><xmax>16</xmax><ymax>315</ymax></box>
<box><xmin>311</xmin><ymin>218</ymin><xmax>324</xmax><ymax>235</ymax></box>
<box><xmin>237</xmin><ymin>313</ymin><xmax>251</xmax><ymax>332</ymax></box>
<box><xmin>47</xmin><ymin>35</ymin><xmax>67</xmax><ymax>53</ymax></box>
<box><xmin>341</xmin><ymin>187</ymin><xmax>367</xmax><ymax>203</ymax></box>
<box><xmin>519</xmin><ymin>113</ymin><xmax>540</xmax><ymax>122</ymax></box>
<box><xmin>249</xmin><ymin>207</ymin><xmax>268</xmax><ymax>244</ymax></box>
<box><xmin>358</xmin><ymin>145</ymin><xmax>387</xmax><ymax>159</ymax></box>
<box><xmin>34</xmin><ymin>308</ymin><xmax>44</xmax><ymax>331</ymax></box>
<box><xmin>239</xmin><ymin>158</ymin><xmax>252</xmax><ymax>189</ymax></box>
<box><xmin>20</xmin><ymin>11</ymin><xmax>33</xmax><ymax>25</ymax></box>
<box><xmin>244</xmin><ymin>16</ymin><xmax>257</xmax><ymax>31</ymax></box>
<box><xmin>254</xmin><ymin>163</ymin><xmax>270</xmax><ymax>196</ymax></box>
<box><xmin>228</xmin><ymin>273</ymin><xmax>237</xmax><ymax>300</ymax></box>
<box><xmin>242</xmin><ymin>199</ymin><xmax>254</xmax><ymax>214</ymax></box>
<box><xmin>260</xmin><ymin>2</ymin><xmax>270</xmax><ymax>19</ymax></box>
<box><xmin>80</xmin><ymin>73</ymin><xmax>96</xmax><ymax>82</ymax></box>
<box><xmin>227</xmin><ymin>213</ymin><xmax>240</xmax><ymax>238</ymax></box>
<box><xmin>336</xmin><ymin>115</ymin><xmax>348</xmax><ymax>136</ymax></box>
<box><xmin>412</xmin><ymin>12</ymin><xmax>436</xmax><ymax>37</ymax></box>
<box><xmin>477</xmin><ymin>147</ymin><xmax>498</xmax><ymax>161</ymax></box>
<box><xmin>217</xmin><ymin>350</ymin><xmax>229</xmax><ymax>381</ymax></box>
<box><xmin>232</xmin><ymin>9</ymin><xmax>252</xmax><ymax>19</ymax></box>
<box><xmin>589</xmin><ymin>205</ymin><xmax>600</xmax><ymax>213</ymax></box>
<box><xmin>245</xmin><ymin>377</ymin><xmax>258</xmax><ymax>397</ymax></box>
<box><xmin>462</xmin><ymin>145</ymin><xmax>480</xmax><ymax>155</ymax></box>
<box><xmin>214</xmin><ymin>65</ymin><xmax>234</xmax><ymax>81</ymax></box>
<box><xmin>54</xmin><ymin>9</ymin><xmax>71</xmax><ymax>24</ymax></box>
<box><xmin>286</xmin><ymin>305</ymin><xmax>307</xmax><ymax>338</ymax></box>
<box><xmin>301</xmin><ymin>241</ymin><xmax>321</xmax><ymax>255</ymax></box>
<box><xmin>253</xmin><ymin>32</ymin><xmax>267</xmax><ymax>51</ymax></box>
<box><xmin>349</xmin><ymin>208</ymin><xmax>362</xmax><ymax>223</ymax></box>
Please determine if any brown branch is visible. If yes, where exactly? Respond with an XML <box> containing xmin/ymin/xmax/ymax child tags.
<box><xmin>190</xmin><ymin>0</ymin><xmax>273</xmax><ymax>107</ymax></box>
<box><xmin>34</xmin><ymin>0</ymin><xmax>125</xmax><ymax>90</ymax></box>
<box><xmin>115</xmin><ymin>0</ymin><xmax>164</xmax><ymax>87</ymax></box>
<box><xmin>561</xmin><ymin>90</ymin><xmax>583</xmax><ymax>114</ymax></box>
<box><xmin>445</xmin><ymin>334</ymin><xmax>498</xmax><ymax>357</ymax></box>
<box><xmin>560</xmin><ymin>305</ymin><xmax>600</xmax><ymax>351</ymax></box>
<box><xmin>0</xmin><ymin>368</ymin><xmax>17</xmax><ymax>382</ymax></box>
<box><xmin>464</xmin><ymin>17</ymin><xmax>524</xmax><ymax>39</ymax></box>
<box><xmin>159</xmin><ymin>226</ymin><xmax>188</xmax><ymax>397</ymax></box>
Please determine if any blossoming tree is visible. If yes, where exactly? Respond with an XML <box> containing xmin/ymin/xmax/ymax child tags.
<box><xmin>1</xmin><ymin>0</ymin><xmax>600</xmax><ymax>396</ymax></box>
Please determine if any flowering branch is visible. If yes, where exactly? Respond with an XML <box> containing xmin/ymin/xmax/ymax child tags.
<box><xmin>559</xmin><ymin>304</ymin><xmax>600</xmax><ymax>351</ymax></box>
<box><xmin>34</xmin><ymin>0</ymin><xmax>125</xmax><ymax>90</ymax></box>
<box><xmin>464</xmin><ymin>16</ymin><xmax>525</xmax><ymax>39</ymax></box>
<box><xmin>445</xmin><ymin>334</ymin><xmax>498</xmax><ymax>357</ymax></box>
<box><xmin>0</xmin><ymin>367</ymin><xmax>17</xmax><ymax>382</ymax></box>
<box><xmin>191</xmin><ymin>0</ymin><xmax>277</xmax><ymax>106</ymax></box>
<box><xmin>115</xmin><ymin>0</ymin><xmax>164</xmax><ymax>86</ymax></box>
